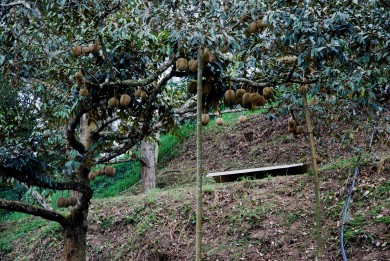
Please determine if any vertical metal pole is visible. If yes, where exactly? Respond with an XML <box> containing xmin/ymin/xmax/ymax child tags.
<box><xmin>195</xmin><ymin>48</ymin><xmax>204</xmax><ymax>261</ymax></box>
<box><xmin>303</xmin><ymin>93</ymin><xmax>323</xmax><ymax>260</ymax></box>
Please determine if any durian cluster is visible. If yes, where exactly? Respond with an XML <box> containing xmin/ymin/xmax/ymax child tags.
<box><xmin>287</xmin><ymin>117</ymin><xmax>304</xmax><ymax>136</ymax></box>
<box><xmin>224</xmin><ymin>86</ymin><xmax>273</xmax><ymax>110</ymax></box>
<box><xmin>88</xmin><ymin>165</ymin><xmax>116</xmax><ymax>180</ymax></box>
<box><xmin>240</xmin><ymin>14</ymin><xmax>268</xmax><ymax>37</ymax></box>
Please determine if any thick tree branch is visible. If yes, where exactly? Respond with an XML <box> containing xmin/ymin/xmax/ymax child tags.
<box><xmin>90</xmin><ymin>57</ymin><xmax>176</xmax><ymax>89</ymax></box>
<box><xmin>66</xmin><ymin>109</ymin><xmax>88</xmax><ymax>154</ymax></box>
<box><xmin>93</xmin><ymin>116</ymin><xmax>120</xmax><ymax>135</ymax></box>
<box><xmin>0</xmin><ymin>166</ymin><xmax>92</xmax><ymax>195</ymax></box>
<box><xmin>223</xmin><ymin>75</ymin><xmax>268</xmax><ymax>88</ymax></box>
<box><xmin>96</xmin><ymin>138</ymin><xmax>138</xmax><ymax>164</ymax></box>
<box><xmin>0</xmin><ymin>199</ymin><xmax>67</xmax><ymax>225</ymax></box>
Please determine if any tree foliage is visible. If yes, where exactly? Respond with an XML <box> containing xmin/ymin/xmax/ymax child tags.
<box><xmin>0</xmin><ymin>0</ymin><xmax>388</xmax><ymax>259</ymax></box>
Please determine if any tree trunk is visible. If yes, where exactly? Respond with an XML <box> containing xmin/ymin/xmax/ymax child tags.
<box><xmin>63</xmin><ymin>223</ymin><xmax>87</xmax><ymax>261</ymax></box>
<box><xmin>61</xmin><ymin>112</ymin><xmax>91</xmax><ymax>260</ymax></box>
<box><xmin>155</xmin><ymin>132</ymin><xmax>160</xmax><ymax>164</ymax></box>
<box><xmin>80</xmin><ymin>114</ymin><xmax>91</xmax><ymax>148</ymax></box>
<box><xmin>141</xmin><ymin>139</ymin><xmax>156</xmax><ymax>192</ymax></box>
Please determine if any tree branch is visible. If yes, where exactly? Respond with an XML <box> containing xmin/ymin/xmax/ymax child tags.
<box><xmin>223</xmin><ymin>75</ymin><xmax>268</xmax><ymax>88</ymax></box>
<box><xmin>90</xmin><ymin>57</ymin><xmax>176</xmax><ymax>89</ymax></box>
<box><xmin>0</xmin><ymin>199</ymin><xmax>67</xmax><ymax>225</ymax></box>
<box><xmin>93</xmin><ymin>116</ymin><xmax>120</xmax><ymax>135</ymax></box>
<box><xmin>0</xmin><ymin>166</ymin><xmax>92</xmax><ymax>195</ymax></box>
<box><xmin>66</xmin><ymin>109</ymin><xmax>88</xmax><ymax>154</ymax></box>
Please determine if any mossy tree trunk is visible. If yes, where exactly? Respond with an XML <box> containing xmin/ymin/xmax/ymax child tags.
<box><xmin>302</xmin><ymin>93</ymin><xmax>323</xmax><ymax>260</ymax></box>
<box><xmin>62</xmin><ymin>218</ymin><xmax>88</xmax><ymax>261</ymax></box>
<box><xmin>195</xmin><ymin>48</ymin><xmax>204</xmax><ymax>261</ymax></box>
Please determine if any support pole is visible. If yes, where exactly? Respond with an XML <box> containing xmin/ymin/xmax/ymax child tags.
<box><xmin>195</xmin><ymin>48</ymin><xmax>204</xmax><ymax>261</ymax></box>
<box><xmin>303</xmin><ymin>93</ymin><xmax>323</xmax><ymax>260</ymax></box>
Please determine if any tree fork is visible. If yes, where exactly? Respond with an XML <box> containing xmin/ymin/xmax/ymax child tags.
<box><xmin>302</xmin><ymin>93</ymin><xmax>323</xmax><ymax>259</ymax></box>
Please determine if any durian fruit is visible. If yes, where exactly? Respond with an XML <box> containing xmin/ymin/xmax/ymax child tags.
<box><xmin>288</xmin><ymin>117</ymin><xmax>297</xmax><ymax>128</ymax></box>
<box><xmin>251</xmin><ymin>93</ymin><xmax>266</xmax><ymax>107</ymax></box>
<box><xmin>187</xmin><ymin>81</ymin><xmax>197</xmax><ymax>94</ymax></box>
<box><xmin>108</xmin><ymin>97</ymin><xmax>119</xmax><ymax>108</ymax></box>
<box><xmin>135</xmin><ymin>89</ymin><xmax>142</xmax><ymax>98</ymax></box>
<box><xmin>256</xmin><ymin>19</ymin><xmax>267</xmax><ymax>29</ymax></box>
<box><xmin>295</xmin><ymin>126</ymin><xmax>304</xmax><ymax>135</ymax></box>
<box><xmin>216</xmin><ymin>117</ymin><xmax>224</xmax><ymax>125</ymax></box>
<box><xmin>71</xmin><ymin>46</ymin><xmax>82</xmax><ymax>57</ymax></box>
<box><xmin>56</xmin><ymin>197</ymin><xmax>65</xmax><ymax>208</ymax></box>
<box><xmin>188</xmin><ymin>59</ymin><xmax>198</xmax><ymax>72</ymax></box>
<box><xmin>202</xmin><ymin>48</ymin><xmax>210</xmax><ymax>63</ymax></box>
<box><xmin>202</xmin><ymin>81</ymin><xmax>211</xmax><ymax>95</ymax></box>
<box><xmin>105</xmin><ymin>166</ymin><xmax>116</xmax><ymax>177</ymax></box>
<box><xmin>81</xmin><ymin>46</ymin><xmax>90</xmax><ymax>55</ymax></box>
<box><xmin>288</xmin><ymin>117</ymin><xmax>297</xmax><ymax>133</ymax></box>
<box><xmin>120</xmin><ymin>94</ymin><xmax>131</xmax><ymax>107</ymax></box>
<box><xmin>316</xmin><ymin>156</ymin><xmax>322</xmax><ymax>164</ymax></box>
<box><xmin>262</xmin><ymin>87</ymin><xmax>273</xmax><ymax>99</ymax></box>
<box><xmin>88</xmin><ymin>119</ymin><xmax>98</xmax><ymax>131</ymax></box>
<box><xmin>249</xmin><ymin>22</ymin><xmax>257</xmax><ymax>33</ymax></box>
<box><xmin>298</xmin><ymin>85</ymin><xmax>311</xmax><ymax>95</ymax></box>
<box><xmin>201</xmin><ymin>114</ymin><xmax>210</xmax><ymax>126</ymax></box>
<box><xmin>224</xmin><ymin>89</ymin><xmax>237</xmax><ymax>106</ymax></box>
<box><xmin>209</xmin><ymin>53</ymin><xmax>216</xmax><ymax>63</ymax></box>
<box><xmin>288</xmin><ymin>125</ymin><xmax>296</xmax><ymax>133</ymax></box>
<box><xmin>140</xmin><ymin>91</ymin><xmax>147</xmax><ymax>100</ymax></box>
<box><xmin>88</xmin><ymin>172</ymin><xmax>97</xmax><ymax>180</ymax></box>
<box><xmin>220</xmin><ymin>45</ymin><xmax>228</xmax><ymax>53</ymax></box>
<box><xmin>75</xmin><ymin>71</ymin><xmax>84</xmax><ymax>86</ymax></box>
<box><xmin>79</xmin><ymin>88</ymin><xmax>89</xmax><ymax>96</ymax></box>
<box><xmin>241</xmin><ymin>92</ymin><xmax>253</xmax><ymax>109</ymax></box>
<box><xmin>239</xmin><ymin>14</ymin><xmax>250</xmax><ymax>23</ymax></box>
<box><xmin>70</xmin><ymin>197</ymin><xmax>77</xmax><ymax>206</ymax></box>
<box><xmin>236</xmin><ymin>88</ymin><xmax>246</xmax><ymax>104</ymax></box>
<box><xmin>89</xmin><ymin>40</ymin><xmax>100</xmax><ymax>54</ymax></box>
<box><xmin>97</xmin><ymin>169</ymin><xmax>105</xmax><ymax>176</ymax></box>
<box><xmin>243</xmin><ymin>28</ymin><xmax>251</xmax><ymax>37</ymax></box>
<box><xmin>238</xmin><ymin>115</ymin><xmax>247</xmax><ymax>123</ymax></box>
<box><xmin>75</xmin><ymin>71</ymin><xmax>83</xmax><ymax>81</ymax></box>
<box><xmin>176</xmin><ymin>58</ymin><xmax>188</xmax><ymax>71</ymax></box>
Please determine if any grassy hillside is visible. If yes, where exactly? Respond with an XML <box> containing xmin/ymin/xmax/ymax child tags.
<box><xmin>0</xmin><ymin>110</ymin><xmax>389</xmax><ymax>260</ymax></box>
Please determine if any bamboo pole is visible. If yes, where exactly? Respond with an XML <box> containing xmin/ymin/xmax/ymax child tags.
<box><xmin>302</xmin><ymin>93</ymin><xmax>323</xmax><ymax>259</ymax></box>
<box><xmin>195</xmin><ymin>48</ymin><xmax>204</xmax><ymax>261</ymax></box>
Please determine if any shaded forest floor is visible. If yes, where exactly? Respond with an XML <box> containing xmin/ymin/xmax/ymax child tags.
<box><xmin>1</xmin><ymin>109</ymin><xmax>389</xmax><ymax>260</ymax></box>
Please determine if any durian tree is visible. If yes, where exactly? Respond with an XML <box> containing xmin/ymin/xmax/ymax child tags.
<box><xmin>0</xmin><ymin>0</ymin><xmax>388</xmax><ymax>260</ymax></box>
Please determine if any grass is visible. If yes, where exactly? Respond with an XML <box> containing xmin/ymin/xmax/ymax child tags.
<box><xmin>90</xmin><ymin>161</ymin><xmax>141</xmax><ymax>198</ymax></box>
<box><xmin>0</xmin><ymin>217</ymin><xmax>61</xmax><ymax>254</ymax></box>
<box><xmin>157</xmin><ymin>122</ymin><xmax>195</xmax><ymax>165</ymax></box>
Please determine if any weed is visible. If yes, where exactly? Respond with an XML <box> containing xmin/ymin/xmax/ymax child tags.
<box><xmin>285</xmin><ymin>211</ymin><xmax>302</xmax><ymax>224</ymax></box>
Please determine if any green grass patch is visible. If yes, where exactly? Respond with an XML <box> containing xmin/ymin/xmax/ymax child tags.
<box><xmin>90</xmin><ymin>161</ymin><xmax>141</xmax><ymax>198</ymax></box>
<box><xmin>0</xmin><ymin>217</ymin><xmax>61</xmax><ymax>254</ymax></box>
<box><xmin>158</xmin><ymin>123</ymin><xmax>195</xmax><ymax>164</ymax></box>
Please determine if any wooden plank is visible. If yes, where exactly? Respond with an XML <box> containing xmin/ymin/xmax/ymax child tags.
<box><xmin>206</xmin><ymin>163</ymin><xmax>309</xmax><ymax>183</ymax></box>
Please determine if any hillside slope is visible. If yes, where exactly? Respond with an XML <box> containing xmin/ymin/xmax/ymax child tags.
<box><xmin>1</xmin><ymin>112</ymin><xmax>389</xmax><ymax>260</ymax></box>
